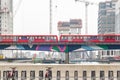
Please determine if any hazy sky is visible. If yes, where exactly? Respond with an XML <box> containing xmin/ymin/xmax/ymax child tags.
<box><xmin>13</xmin><ymin>0</ymin><xmax>106</xmax><ymax>35</ymax></box>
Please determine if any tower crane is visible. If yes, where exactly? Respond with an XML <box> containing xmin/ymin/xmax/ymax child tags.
<box><xmin>50</xmin><ymin>0</ymin><xmax>52</xmax><ymax>34</ymax></box>
<box><xmin>75</xmin><ymin>0</ymin><xmax>98</xmax><ymax>34</ymax></box>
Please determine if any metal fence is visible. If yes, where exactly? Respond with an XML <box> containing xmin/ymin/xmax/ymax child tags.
<box><xmin>0</xmin><ymin>76</ymin><xmax>120</xmax><ymax>80</ymax></box>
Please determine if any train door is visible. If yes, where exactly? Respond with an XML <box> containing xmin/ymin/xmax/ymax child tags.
<box><xmin>57</xmin><ymin>71</ymin><xmax>61</xmax><ymax>80</ymax></box>
<box><xmin>39</xmin><ymin>70</ymin><xmax>43</xmax><ymax>80</ymax></box>
<box><xmin>21</xmin><ymin>71</ymin><xmax>26</xmax><ymax>80</ymax></box>
<box><xmin>13</xmin><ymin>36</ymin><xmax>18</xmax><ymax>42</ymax></box>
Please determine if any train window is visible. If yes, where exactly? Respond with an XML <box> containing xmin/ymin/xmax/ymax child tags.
<box><xmin>0</xmin><ymin>37</ymin><xmax>2</xmax><ymax>41</ymax></box>
<box><xmin>83</xmin><ymin>71</ymin><xmax>87</xmax><ymax>80</ymax></box>
<box><xmin>62</xmin><ymin>36</ymin><xmax>65</xmax><ymax>40</ymax></box>
<box><xmin>27</xmin><ymin>36</ymin><xmax>29</xmax><ymax>39</ymax></box>
<box><xmin>54</xmin><ymin>37</ymin><xmax>56</xmax><ymax>40</ymax></box>
<box><xmin>117</xmin><ymin>36</ymin><xmax>120</xmax><ymax>40</ymax></box>
<box><xmin>62</xmin><ymin>36</ymin><xmax>67</xmax><ymax>40</ymax></box>
<box><xmin>77</xmin><ymin>36</ymin><xmax>79</xmax><ymax>39</ymax></box>
<box><xmin>18</xmin><ymin>37</ymin><xmax>21</xmax><ymax>39</ymax></box>
<box><xmin>51</xmin><ymin>37</ymin><xmax>54</xmax><ymax>40</ymax></box>
<box><xmin>13</xmin><ymin>36</ymin><xmax>17</xmax><ymax>41</ymax></box>
<box><xmin>21</xmin><ymin>36</ymin><xmax>27</xmax><ymax>40</ymax></box>
<box><xmin>117</xmin><ymin>71</ymin><xmax>120</xmax><ymax>80</ymax></box>
<box><xmin>98</xmin><ymin>36</ymin><xmax>103</xmax><ymax>41</ymax></box>
<box><xmin>57</xmin><ymin>71</ymin><xmax>61</xmax><ymax>80</ymax></box>
<box><xmin>21</xmin><ymin>71</ymin><xmax>26</xmax><ymax>80</ymax></box>
<box><xmin>65</xmin><ymin>71</ymin><xmax>69</xmax><ymax>80</ymax></box>
<box><xmin>39</xmin><ymin>70</ymin><xmax>43</xmax><ymax>80</ymax></box>
<box><xmin>73</xmin><ymin>36</ymin><xmax>75</xmax><ymax>39</ymax></box>
<box><xmin>34</xmin><ymin>36</ymin><xmax>37</xmax><ymax>39</ymax></box>
<box><xmin>38</xmin><ymin>36</ymin><xmax>40</xmax><ymax>39</ymax></box>
<box><xmin>108</xmin><ymin>71</ymin><xmax>113</xmax><ymax>80</ymax></box>
<box><xmin>91</xmin><ymin>71</ymin><xmax>96</xmax><ymax>80</ymax></box>
<box><xmin>100</xmin><ymin>71</ymin><xmax>105</xmax><ymax>80</ymax></box>
<box><xmin>74</xmin><ymin>71</ymin><xmax>78</xmax><ymax>80</ymax></box>
<box><xmin>30</xmin><ymin>71</ymin><xmax>35</xmax><ymax>80</ymax></box>
<box><xmin>6</xmin><ymin>36</ymin><xmax>8</xmax><ymax>39</ymax></box>
<box><xmin>3</xmin><ymin>36</ymin><xmax>5</xmax><ymax>39</ymax></box>
<box><xmin>83</xmin><ymin>37</ymin><xmax>87</xmax><ymax>41</ymax></box>
<box><xmin>68</xmin><ymin>37</ymin><xmax>72</xmax><ymax>41</ymax></box>
<box><xmin>42</xmin><ymin>36</ymin><xmax>45</xmax><ymax>39</ymax></box>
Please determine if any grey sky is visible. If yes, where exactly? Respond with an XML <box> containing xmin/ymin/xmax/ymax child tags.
<box><xmin>13</xmin><ymin>0</ymin><xmax>106</xmax><ymax>35</ymax></box>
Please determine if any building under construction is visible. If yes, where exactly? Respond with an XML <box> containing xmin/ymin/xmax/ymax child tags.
<box><xmin>57</xmin><ymin>19</ymin><xmax>82</xmax><ymax>35</ymax></box>
<box><xmin>0</xmin><ymin>0</ymin><xmax>13</xmax><ymax>34</ymax></box>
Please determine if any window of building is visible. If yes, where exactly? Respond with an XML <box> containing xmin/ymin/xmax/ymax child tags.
<box><xmin>30</xmin><ymin>71</ymin><xmax>35</xmax><ymax>80</ymax></box>
<box><xmin>74</xmin><ymin>71</ymin><xmax>78</xmax><ymax>80</ymax></box>
<box><xmin>21</xmin><ymin>71</ymin><xmax>27</xmax><ymax>80</ymax></box>
<box><xmin>100</xmin><ymin>71</ymin><xmax>105</xmax><ymax>80</ymax></box>
<box><xmin>3</xmin><ymin>71</ymin><xmax>7</xmax><ymax>80</ymax></box>
<box><xmin>65</xmin><ymin>71</ymin><xmax>69</xmax><ymax>80</ymax></box>
<box><xmin>100</xmin><ymin>3</ymin><xmax>106</xmax><ymax>9</ymax></box>
<box><xmin>83</xmin><ymin>71</ymin><xmax>87</xmax><ymax>80</ymax></box>
<box><xmin>14</xmin><ymin>71</ymin><xmax>18</xmax><ymax>80</ymax></box>
<box><xmin>57</xmin><ymin>71</ymin><xmax>61</xmax><ymax>80</ymax></box>
<box><xmin>117</xmin><ymin>71</ymin><xmax>120</xmax><ymax>80</ymax></box>
<box><xmin>108</xmin><ymin>71</ymin><xmax>113</xmax><ymax>80</ymax></box>
<box><xmin>91</xmin><ymin>71</ymin><xmax>96</xmax><ymax>80</ymax></box>
<box><xmin>39</xmin><ymin>70</ymin><xmax>43</xmax><ymax>80</ymax></box>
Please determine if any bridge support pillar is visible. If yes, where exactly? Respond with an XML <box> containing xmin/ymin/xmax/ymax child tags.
<box><xmin>65</xmin><ymin>52</ymin><xmax>69</xmax><ymax>64</ymax></box>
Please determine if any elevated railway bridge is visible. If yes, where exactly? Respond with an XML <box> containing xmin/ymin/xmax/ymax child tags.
<box><xmin>0</xmin><ymin>34</ymin><xmax>120</xmax><ymax>63</ymax></box>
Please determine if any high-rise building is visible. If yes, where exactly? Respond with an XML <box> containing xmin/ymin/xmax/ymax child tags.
<box><xmin>98</xmin><ymin>0</ymin><xmax>119</xmax><ymax>60</ymax></box>
<box><xmin>57</xmin><ymin>19</ymin><xmax>82</xmax><ymax>35</ymax></box>
<box><xmin>0</xmin><ymin>0</ymin><xmax>13</xmax><ymax>34</ymax></box>
<box><xmin>115</xmin><ymin>0</ymin><xmax>120</xmax><ymax>33</ymax></box>
<box><xmin>98</xmin><ymin>0</ymin><xmax>116</xmax><ymax>34</ymax></box>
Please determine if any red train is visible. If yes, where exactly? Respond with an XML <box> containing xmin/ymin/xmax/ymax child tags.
<box><xmin>0</xmin><ymin>35</ymin><xmax>58</xmax><ymax>43</ymax></box>
<box><xmin>0</xmin><ymin>34</ymin><xmax>120</xmax><ymax>43</ymax></box>
<box><xmin>59</xmin><ymin>34</ymin><xmax>120</xmax><ymax>43</ymax></box>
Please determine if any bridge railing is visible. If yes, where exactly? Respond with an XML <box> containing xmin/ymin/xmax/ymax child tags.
<box><xmin>1</xmin><ymin>76</ymin><xmax>119</xmax><ymax>80</ymax></box>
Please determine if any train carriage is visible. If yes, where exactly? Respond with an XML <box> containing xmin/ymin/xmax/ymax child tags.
<box><xmin>59</xmin><ymin>34</ymin><xmax>120</xmax><ymax>43</ymax></box>
<box><xmin>31</xmin><ymin>35</ymin><xmax>58</xmax><ymax>43</ymax></box>
<box><xmin>60</xmin><ymin>35</ymin><xmax>84</xmax><ymax>43</ymax></box>
<box><xmin>0</xmin><ymin>35</ymin><xmax>14</xmax><ymax>43</ymax></box>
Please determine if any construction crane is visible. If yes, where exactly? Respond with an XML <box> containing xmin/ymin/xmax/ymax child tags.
<box><xmin>50</xmin><ymin>0</ymin><xmax>52</xmax><ymax>34</ymax></box>
<box><xmin>75</xmin><ymin>0</ymin><xmax>98</xmax><ymax>34</ymax></box>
